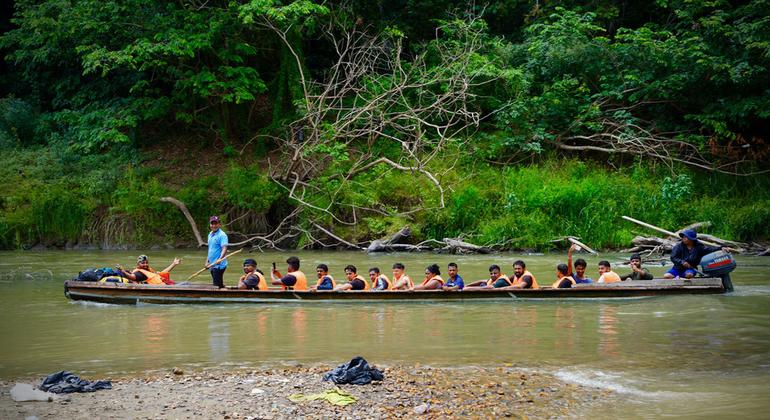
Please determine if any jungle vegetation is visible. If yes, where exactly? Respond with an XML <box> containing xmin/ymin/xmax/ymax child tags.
<box><xmin>0</xmin><ymin>0</ymin><xmax>768</xmax><ymax>250</ymax></box>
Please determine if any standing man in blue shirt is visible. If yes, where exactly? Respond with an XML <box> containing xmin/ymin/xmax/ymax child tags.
<box><xmin>443</xmin><ymin>262</ymin><xmax>465</xmax><ymax>290</ymax></box>
<box><xmin>205</xmin><ymin>215</ymin><xmax>229</xmax><ymax>288</ymax></box>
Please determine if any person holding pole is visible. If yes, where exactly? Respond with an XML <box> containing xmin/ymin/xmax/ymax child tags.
<box><xmin>205</xmin><ymin>216</ymin><xmax>228</xmax><ymax>288</ymax></box>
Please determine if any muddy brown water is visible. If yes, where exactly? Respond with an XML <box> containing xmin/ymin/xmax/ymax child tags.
<box><xmin>1</xmin><ymin>250</ymin><xmax>769</xmax><ymax>417</ymax></box>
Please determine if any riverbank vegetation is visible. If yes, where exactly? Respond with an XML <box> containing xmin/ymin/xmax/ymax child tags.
<box><xmin>1</xmin><ymin>0</ymin><xmax>768</xmax><ymax>250</ymax></box>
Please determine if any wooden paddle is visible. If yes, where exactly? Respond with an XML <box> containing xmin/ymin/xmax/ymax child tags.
<box><xmin>187</xmin><ymin>248</ymin><xmax>243</xmax><ymax>281</ymax></box>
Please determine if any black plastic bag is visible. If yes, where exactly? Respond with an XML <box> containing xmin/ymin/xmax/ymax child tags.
<box><xmin>323</xmin><ymin>356</ymin><xmax>384</xmax><ymax>385</ymax></box>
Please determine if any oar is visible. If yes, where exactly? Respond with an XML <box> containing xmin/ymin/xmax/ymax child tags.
<box><xmin>187</xmin><ymin>248</ymin><xmax>243</xmax><ymax>281</ymax></box>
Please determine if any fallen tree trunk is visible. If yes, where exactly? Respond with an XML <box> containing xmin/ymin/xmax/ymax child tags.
<box><xmin>160</xmin><ymin>196</ymin><xmax>207</xmax><ymax>247</ymax></box>
<box><xmin>367</xmin><ymin>226</ymin><xmax>413</xmax><ymax>252</ymax></box>
<box><xmin>443</xmin><ymin>238</ymin><xmax>493</xmax><ymax>254</ymax></box>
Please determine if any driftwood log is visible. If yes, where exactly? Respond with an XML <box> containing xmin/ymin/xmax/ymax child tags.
<box><xmin>443</xmin><ymin>238</ymin><xmax>494</xmax><ymax>254</ymax></box>
<box><xmin>366</xmin><ymin>226</ymin><xmax>413</xmax><ymax>252</ymax></box>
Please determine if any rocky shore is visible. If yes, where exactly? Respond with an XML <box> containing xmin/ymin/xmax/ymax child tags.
<box><xmin>1</xmin><ymin>364</ymin><xmax>612</xmax><ymax>419</ymax></box>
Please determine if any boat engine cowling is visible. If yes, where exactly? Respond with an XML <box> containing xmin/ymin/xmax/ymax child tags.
<box><xmin>700</xmin><ymin>251</ymin><xmax>737</xmax><ymax>277</ymax></box>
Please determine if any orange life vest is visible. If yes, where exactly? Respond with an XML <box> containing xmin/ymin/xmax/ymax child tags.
<box><xmin>598</xmin><ymin>271</ymin><xmax>621</xmax><ymax>284</ymax></box>
<box><xmin>241</xmin><ymin>271</ymin><xmax>268</xmax><ymax>290</ymax></box>
<box><xmin>512</xmin><ymin>271</ymin><xmax>539</xmax><ymax>289</ymax></box>
<box><xmin>487</xmin><ymin>274</ymin><xmax>511</xmax><ymax>287</ymax></box>
<box><xmin>133</xmin><ymin>268</ymin><xmax>164</xmax><ymax>285</ymax></box>
<box><xmin>315</xmin><ymin>274</ymin><xmax>336</xmax><ymax>289</ymax></box>
<box><xmin>349</xmin><ymin>274</ymin><xmax>370</xmax><ymax>290</ymax></box>
<box><xmin>551</xmin><ymin>276</ymin><xmax>576</xmax><ymax>288</ymax></box>
<box><xmin>421</xmin><ymin>275</ymin><xmax>444</xmax><ymax>289</ymax></box>
<box><xmin>282</xmin><ymin>270</ymin><xmax>308</xmax><ymax>291</ymax></box>
<box><xmin>393</xmin><ymin>273</ymin><xmax>413</xmax><ymax>289</ymax></box>
<box><xmin>373</xmin><ymin>274</ymin><xmax>391</xmax><ymax>290</ymax></box>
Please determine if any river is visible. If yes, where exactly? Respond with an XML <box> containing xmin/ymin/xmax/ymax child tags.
<box><xmin>1</xmin><ymin>250</ymin><xmax>768</xmax><ymax>417</ymax></box>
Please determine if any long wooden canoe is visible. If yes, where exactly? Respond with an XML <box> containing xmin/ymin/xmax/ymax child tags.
<box><xmin>64</xmin><ymin>278</ymin><xmax>727</xmax><ymax>305</ymax></box>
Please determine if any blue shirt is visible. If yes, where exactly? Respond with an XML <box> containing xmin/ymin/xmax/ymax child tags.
<box><xmin>317</xmin><ymin>275</ymin><xmax>334</xmax><ymax>290</ymax></box>
<box><xmin>572</xmin><ymin>273</ymin><xmax>592</xmax><ymax>284</ymax></box>
<box><xmin>445</xmin><ymin>274</ymin><xmax>465</xmax><ymax>290</ymax></box>
<box><xmin>207</xmin><ymin>229</ymin><xmax>229</xmax><ymax>269</ymax></box>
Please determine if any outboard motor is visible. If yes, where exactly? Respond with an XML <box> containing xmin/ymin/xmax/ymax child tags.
<box><xmin>700</xmin><ymin>251</ymin><xmax>737</xmax><ymax>292</ymax></box>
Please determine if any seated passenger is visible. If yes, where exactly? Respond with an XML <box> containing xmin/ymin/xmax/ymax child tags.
<box><xmin>596</xmin><ymin>260</ymin><xmax>621</xmax><ymax>283</ymax></box>
<box><xmin>335</xmin><ymin>265</ymin><xmax>370</xmax><ymax>291</ymax></box>
<box><xmin>501</xmin><ymin>260</ymin><xmax>539</xmax><ymax>289</ymax></box>
<box><xmin>311</xmin><ymin>264</ymin><xmax>336</xmax><ymax>291</ymax></box>
<box><xmin>443</xmin><ymin>262</ymin><xmax>465</xmax><ymax>291</ymax></box>
<box><xmin>466</xmin><ymin>264</ymin><xmax>510</xmax><ymax>289</ymax></box>
<box><xmin>414</xmin><ymin>264</ymin><xmax>444</xmax><ymax>290</ymax></box>
<box><xmin>551</xmin><ymin>264</ymin><xmax>576</xmax><ymax>288</ymax></box>
<box><xmin>664</xmin><ymin>229</ymin><xmax>733</xmax><ymax>279</ymax></box>
<box><xmin>270</xmin><ymin>256</ymin><xmax>308</xmax><ymax>290</ymax></box>
<box><xmin>117</xmin><ymin>255</ymin><xmax>180</xmax><ymax>285</ymax></box>
<box><xmin>619</xmin><ymin>254</ymin><xmax>654</xmax><ymax>281</ymax></box>
<box><xmin>567</xmin><ymin>244</ymin><xmax>593</xmax><ymax>283</ymax></box>
<box><xmin>391</xmin><ymin>263</ymin><xmax>414</xmax><ymax>290</ymax></box>
<box><xmin>369</xmin><ymin>267</ymin><xmax>391</xmax><ymax>290</ymax></box>
<box><xmin>238</xmin><ymin>258</ymin><xmax>267</xmax><ymax>290</ymax></box>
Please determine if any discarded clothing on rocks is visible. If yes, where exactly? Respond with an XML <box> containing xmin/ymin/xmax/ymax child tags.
<box><xmin>322</xmin><ymin>356</ymin><xmax>384</xmax><ymax>385</ymax></box>
<box><xmin>40</xmin><ymin>371</ymin><xmax>112</xmax><ymax>393</ymax></box>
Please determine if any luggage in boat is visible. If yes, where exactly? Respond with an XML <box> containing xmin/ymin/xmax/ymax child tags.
<box><xmin>700</xmin><ymin>251</ymin><xmax>737</xmax><ymax>276</ymax></box>
<box><xmin>99</xmin><ymin>276</ymin><xmax>129</xmax><ymax>284</ymax></box>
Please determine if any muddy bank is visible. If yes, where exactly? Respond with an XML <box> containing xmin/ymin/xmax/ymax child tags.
<box><xmin>1</xmin><ymin>364</ymin><xmax>613</xmax><ymax>419</ymax></box>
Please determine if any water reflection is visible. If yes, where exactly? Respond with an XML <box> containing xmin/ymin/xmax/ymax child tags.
<box><xmin>209</xmin><ymin>317</ymin><xmax>230</xmax><ymax>362</ymax></box>
<box><xmin>598</xmin><ymin>305</ymin><xmax>620</xmax><ymax>358</ymax></box>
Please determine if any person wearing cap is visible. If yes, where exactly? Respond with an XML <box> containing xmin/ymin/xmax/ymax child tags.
<box><xmin>118</xmin><ymin>255</ymin><xmax>181</xmax><ymax>285</ymax></box>
<box><xmin>619</xmin><ymin>254</ymin><xmax>654</xmax><ymax>281</ymax></box>
<box><xmin>238</xmin><ymin>259</ymin><xmax>267</xmax><ymax>290</ymax></box>
<box><xmin>205</xmin><ymin>216</ymin><xmax>229</xmax><ymax>288</ymax></box>
<box><xmin>664</xmin><ymin>229</ymin><xmax>731</xmax><ymax>279</ymax></box>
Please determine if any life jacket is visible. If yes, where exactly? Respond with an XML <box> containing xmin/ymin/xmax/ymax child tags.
<box><xmin>393</xmin><ymin>274</ymin><xmax>413</xmax><ymax>289</ymax></box>
<box><xmin>315</xmin><ymin>274</ymin><xmax>336</xmax><ymax>289</ymax></box>
<box><xmin>599</xmin><ymin>271</ymin><xmax>621</xmax><ymax>284</ymax></box>
<box><xmin>487</xmin><ymin>274</ymin><xmax>511</xmax><ymax>287</ymax></box>
<box><xmin>374</xmin><ymin>274</ymin><xmax>391</xmax><ymax>290</ymax></box>
<box><xmin>353</xmin><ymin>274</ymin><xmax>370</xmax><ymax>290</ymax></box>
<box><xmin>282</xmin><ymin>270</ymin><xmax>308</xmax><ymax>291</ymax></box>
<box><xmin>421</xmin><ymin>275</ymin><xmax>444</xmax><ymax>289</ymax></box>
<box><xmin>241</xmin><ymin>271</ymin><xmax>268</xmax><ymax>290</ymax></box>
<box><xmin>133</xmin><ymin>268</ymin><xmax>164</xmax><ymax>285</ymax></box>
<box><xmin>511</xmin><ymin>271</ymin><xmax>539</xmax><ymax>289</ymax></box>
<box><xmin>551</xmin><ymin>276</ymin><xmax>576</xmax><ymax>288</ymax></box>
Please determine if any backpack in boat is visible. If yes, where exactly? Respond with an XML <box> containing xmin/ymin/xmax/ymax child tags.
<box><xmin>77</xmin><ymin>269</ymin><xmax>103</xmax><ymax>282</ymax></box>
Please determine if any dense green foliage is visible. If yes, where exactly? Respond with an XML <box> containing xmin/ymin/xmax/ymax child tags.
<box><xmin>1</xmin><ymin>0</ymin><xmax>768</xmax><ymax>249</ymax></box>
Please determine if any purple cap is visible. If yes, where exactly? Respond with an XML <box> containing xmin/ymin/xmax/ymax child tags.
<box><xmin>209</xmin><ymin>216</ymin><xmax>220</xmax><ymax>223</ymax></box>
<box><xmin>679</xmin><ymin>229</ymin><xmax>697</xmax><ymax>241</ymax></box>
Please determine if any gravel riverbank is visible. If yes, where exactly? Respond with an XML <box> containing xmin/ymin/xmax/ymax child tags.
<box><xmin>1</xmin><ymin>364</ymin><xmax>613</xmax><ymax>418</ymax></box>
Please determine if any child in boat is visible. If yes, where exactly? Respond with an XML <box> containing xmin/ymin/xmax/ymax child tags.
<box><xmin>596</xmin><ymin>261</ymin><xmax>621</xmax><ymax>283</ymax></box>
<box><xmin>390</xmin><ymin>263</ymin><xmax>413</xmax><ymax>290</ymax></box>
